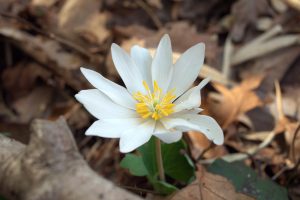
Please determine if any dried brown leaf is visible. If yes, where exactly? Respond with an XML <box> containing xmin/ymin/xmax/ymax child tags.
<box><xmin>58</xmin><ymin>0</ymin><xmax>109</xmax><ymax>45</ymax></box>
<box><xmin>208</xmin><ymin>75</ymin><xmax>265</xmax><ymax>128</ymax></box>
<box><xmin>188</xmin><ymin>131</ymin><xmax>227</xmax><ymax>160</ymax></box>
<box><xmin>12</xmin><ymin>86</ymin><xmax>53</xmax><ymax>123</ymax></box>
<box><xmin>170</xmin><ymin>165</ymin><xmax>254</xmax><ymax>200</ymax></box>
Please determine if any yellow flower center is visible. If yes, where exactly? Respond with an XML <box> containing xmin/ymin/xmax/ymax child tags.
<box><xmin>133</xmin><ymin>81</ymin><xmax>176</xmax><ymax>120</ymax></box>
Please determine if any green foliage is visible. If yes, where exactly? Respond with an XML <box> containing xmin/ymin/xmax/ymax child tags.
<box><xmin>120</xmin><ymin>154</ymin><xmax>148</xmax><ymax>176</ymax></box>
<box><xmin>152</xmin><ymin>180</ymin><xmax>178</xmax><ymax>194</ymax></box>
<box><xmin>161</xmin><ymin>139</ymin><xmax>195</xmax><ymax>183</ymax></box>
<box><xmin>120</xmin><ymin>137</ymin><xmax>195</xmax><ymax>195</ymax></box>
<box><xmin>208</xmin><ymin>159</ymin><xmax>289</xmax><ymax>200</ymax></box>
<box><xmin>0</xmin><ymin>195</ymin><xmax>7</xmax><ymax>200</ymax></box>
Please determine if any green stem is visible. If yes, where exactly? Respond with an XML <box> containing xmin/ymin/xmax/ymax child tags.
<box><xmin>155</xmin><ymin>138</ymin><xmax>165</xmax><ymax>181</ymax></box>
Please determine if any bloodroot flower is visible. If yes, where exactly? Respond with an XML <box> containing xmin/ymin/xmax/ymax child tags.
<box><xmin>75</xmin><ymin>34</ymin><xmax>224</xmax><ymax>153</ymax></box>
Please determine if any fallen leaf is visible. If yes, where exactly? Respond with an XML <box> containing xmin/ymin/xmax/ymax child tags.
<box><xmin>208</xmin><ymin>159</ymin><xmax>289</xmax><ymax>200</ymax></box>
<box><xmin>58</xmin><ymin>0</ymin><xmax>110</xmax><ymax>45</ymax></box>
<box><xmin>12</xmin><ymin>86</ymin><xmax>53</xmax><ymax>123</ymax></box>
<box><xmin>208</xmin><ymin>75</ymin><xmax>265</xmax><ymax>129</ymax></box>
<box><xmin>115</xmin><ymin>21</ymin><xmax>219</xmax><ymax>65</ymax></box>
<box><xmin>187</xmin><ymin>131</ymin><xmax>227</xmax><ymax>160</ymax></box>
<box><xmin>170</xmin><ymin>165</ymin><xmax>254</xmax><ymax>200</ymax></box>
<box><xmin>273</xmin><ymin>81</ymin><xmax>300</xmax><ymax>163</ymax></box>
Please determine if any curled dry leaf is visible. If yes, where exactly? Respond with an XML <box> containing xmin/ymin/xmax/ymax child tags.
<box><xmin>170</xmin><ymin>165</ymin><xmax>254</xmax><ymax>200</ymax></box>
<box><xmin>273</xmin><ymin>81</ymin><xmax>300</xmax><ymax>163</ymax></box>
<box><xmin>187</xmin><ymin>131</ymin><xmax>227</xmax><ymax>160</ymax></box>
<box><xmin>208</xmin><ymin>75</ymin><xmax>265</xmax><ymax>129</ymax></box>
<box><xmin>58</xmin><ymin>0</ymin><xmax>109</xmax><ymax>45</ymax></box>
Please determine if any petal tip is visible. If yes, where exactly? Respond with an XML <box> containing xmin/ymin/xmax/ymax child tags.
<box><xmin>111</xmin><ymin>43</ymin><xmax>120</xmax><ymax>51</ymax></box>
<box><xmin>161</xmin><ymin>33</ymin><xmax>171</xmax><ymax>43</ymax></box>
<box><xmin>197</xmin><ymin>42</ymin><xmax>205</xmax><ymax>50</ymax></box>
<box><xmin>213</xmin><ymin>136</ymin><xmax>224</xmax><ymax>145</ymax></box>
<box><xmin>80</xmin><ymin>67</ymin><xmax>91</xmax><ymax>75</ymax></box>
<box><xmin>119</xmin><ymin>146</ymin><xmax>132</xmax><ymax>153</ymax></box>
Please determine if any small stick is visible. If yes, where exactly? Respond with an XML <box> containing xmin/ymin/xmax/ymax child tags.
<box><xmin>135</xmin><ymin>0</ymin><xmax>163</xmax><ymax>29</ymax></box>
<box><xmin>274</xmin><ymin>80</ymin><xmax>285</xmax><ymax>120</ymax></box>
<box><xmin>222</xmin><ymin>36</ymin><xmax>233</xmax><ymax>80</ymax></box>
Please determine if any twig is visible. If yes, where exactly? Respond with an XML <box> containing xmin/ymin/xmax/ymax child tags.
<box><xmin>85</xmin><ymin>140</ymin><xmax>102</xmax><ymax>162</ymax></box>
<box><xmin>274</xmin><ymin>80</ymin><xmax>285</xmax><ymax>120</ymax></box>
<box><xmin>272</xmin><ymin>163</ymin><xmax>292</xmax><ymax>181</ymax></box>
<box><xmin>119</xmin><ymin>185</ymin><xmax>159</xmax><ymax>195</ymax></box>
<box><xmin>0</xmin><ymin>11</ymin><xmax>95</xmax><ymax>60</ymax></box>
<box><xmin>232</xmin><ymin>34</ymin><xmax>300</xmax><ymax>65</ymax></box>
<box><xmin>222</xmin><ymin>36</ymin><xmax>233</xmax><ymax>79</ymax></box>
<box><xmin>248</xmin><ymin>25</ymin><xmax>282</xmax><ymax>46</ymax></box>
<box><xmin>135</xmin><ymin>0</ymin><xmax>163</xmax><ymax>29</ymax></box>
<box><xmin>199</xmin><ymin>130</ymin><xmax>276</xmax><ymax>164</ymax></box>
<box><xmin>196</xmin><ymin>142</ymin><xmax>213</xmax><ymax>162</ymax></box>
<box><xmin>95</xmin><ymin>139</ymin><xmax>117</xmax><ymax>168</ymax></box>
<box><xmin>231</xmin><ymin>24</ymin><xmax>300</xmax><ymax>66</ymax></box>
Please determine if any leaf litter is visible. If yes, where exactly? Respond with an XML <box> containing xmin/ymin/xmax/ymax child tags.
<box><xmin>0</xmin><ymin>0</ymin><xmax>300</xmax><ymax>199</ymax></box>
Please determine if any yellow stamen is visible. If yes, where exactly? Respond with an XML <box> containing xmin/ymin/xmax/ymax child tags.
<box><xmin>133</xmin><ymin>81</ymin><xmax>176</xmax><ymax>120</ymax></box>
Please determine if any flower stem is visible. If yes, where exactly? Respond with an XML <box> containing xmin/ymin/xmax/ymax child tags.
<box><xmin>155</xmin><ymin>138</ymin><xmax>165</xmax><ymax>181</ymax></box>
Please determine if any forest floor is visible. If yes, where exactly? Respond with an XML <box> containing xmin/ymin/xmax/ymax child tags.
<box><xmin>0</xmin><ymin>0</ymin><xmax>300</xmax><ymax>199</ymax></box>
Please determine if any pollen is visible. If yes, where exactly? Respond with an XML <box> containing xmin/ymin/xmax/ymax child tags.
<box><xmin>133</xmin><ymin>81</ymin><xmax>176</xmax><ymax>120</ymax></box>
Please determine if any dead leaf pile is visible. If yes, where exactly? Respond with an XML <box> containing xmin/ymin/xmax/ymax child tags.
<box><xmin>0</xmin><ymin>0</ymin><xmax>300</xmax><ymax>199</ymax></box>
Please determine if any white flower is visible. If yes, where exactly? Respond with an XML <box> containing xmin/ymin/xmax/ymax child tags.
<box><xmin>75</xmin><ymin>34</ymin><xmax>224</xmax><ymax>153</ymax></box>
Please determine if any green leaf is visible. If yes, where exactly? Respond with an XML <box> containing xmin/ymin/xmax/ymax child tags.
<box><xmin>162</xmin><ymin>139</ymin><xmax>195</xmax><ymax>183</ymax></box>
<box><xmin>152</xmin><ymin>180</ymin><xmax>178</xmax><ymax>195</ymax></box>
<box><xmin>138</xmin><ymin>137</ymin><xmax>195</xmax><ymax>183</ymax></box>
<box><xmin>208</xmin><ymin>159</ymin><xmax>289</xmax><ymax>200</ymax></box>
<box><xmin>0</xmin><ymin>195</ymin><xmax>7</xmax><ymax>200</ymax></box>
<box><xmin>138</xmin><ymin>137</ymin><xmax>158</xmax><ymax>177</ymax></box>
<box><xmin>120</xmin><ymin>154</ymin><xmax>148</xmax><ymax>176</ymax></box>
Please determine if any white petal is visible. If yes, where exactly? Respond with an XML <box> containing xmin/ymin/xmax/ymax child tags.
<box><xmin>154</xmin><ymin>131</ymin><xmax>182</xmax><ymax>144</ymax></box>
<box><xmin>80</xmin><ymin>67</ymin><xmax>136</xmax><ymax>109</ymax></box>
<box><xmin>153</xmin><ymin>122</ymin><xmax>182</xmax><ymax>143</ymax></box>
<box><xmin>161</xmin><ymin>114</ymin><xmax>224</xmax><ymax>145</ymax></box>
<box><xmin>153</xmin><ymin>121</ymin><xmax>168</xmax><ymax>134</ymax></box>
<box><xmin>75</xmin><ymin>89</ymin><xmax>138</xmax><ymax>119</ymax></box>
<box><xmin>151</xmin><ymin>34</ymin><xmax>173</xmax><ymax>93</ymax></box>
<box><xmin>86</xmin><ymin>118</ymin><xmax>142</xmax><ymax>138</ymax></box>
<box><xmin>119</xmin><ymin>120</ymin><xmax>155</xmax><ymax>153</ymax></box>
<box><xmin>169</xmin><ymin>43</ymin><xmax>205</xmax><ymax>97</ymax></box>
<box><xmin>173</xmin><ymin>108</ymin><xmax>203</xmax><ymax>116</ymax></box>
<box><xmin>111</xmin><ymin>44</ymin><xmax>145</xmax><ymax>94</ymax></box>
<box><xmin>131</xmin><ymin>45</ymin><xmax>153</xmax><ymax>90</ymax></box>
<box><xmin>173</xmin><ymin>78</ymin><xmax>210</xmax><ymax>113</ymax></box>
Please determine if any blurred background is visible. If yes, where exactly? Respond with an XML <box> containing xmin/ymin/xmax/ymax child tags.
<box><xmin>0</xmin><ymin>0</ymin><xmax>300</xmax><ymax>199</ymax></box>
